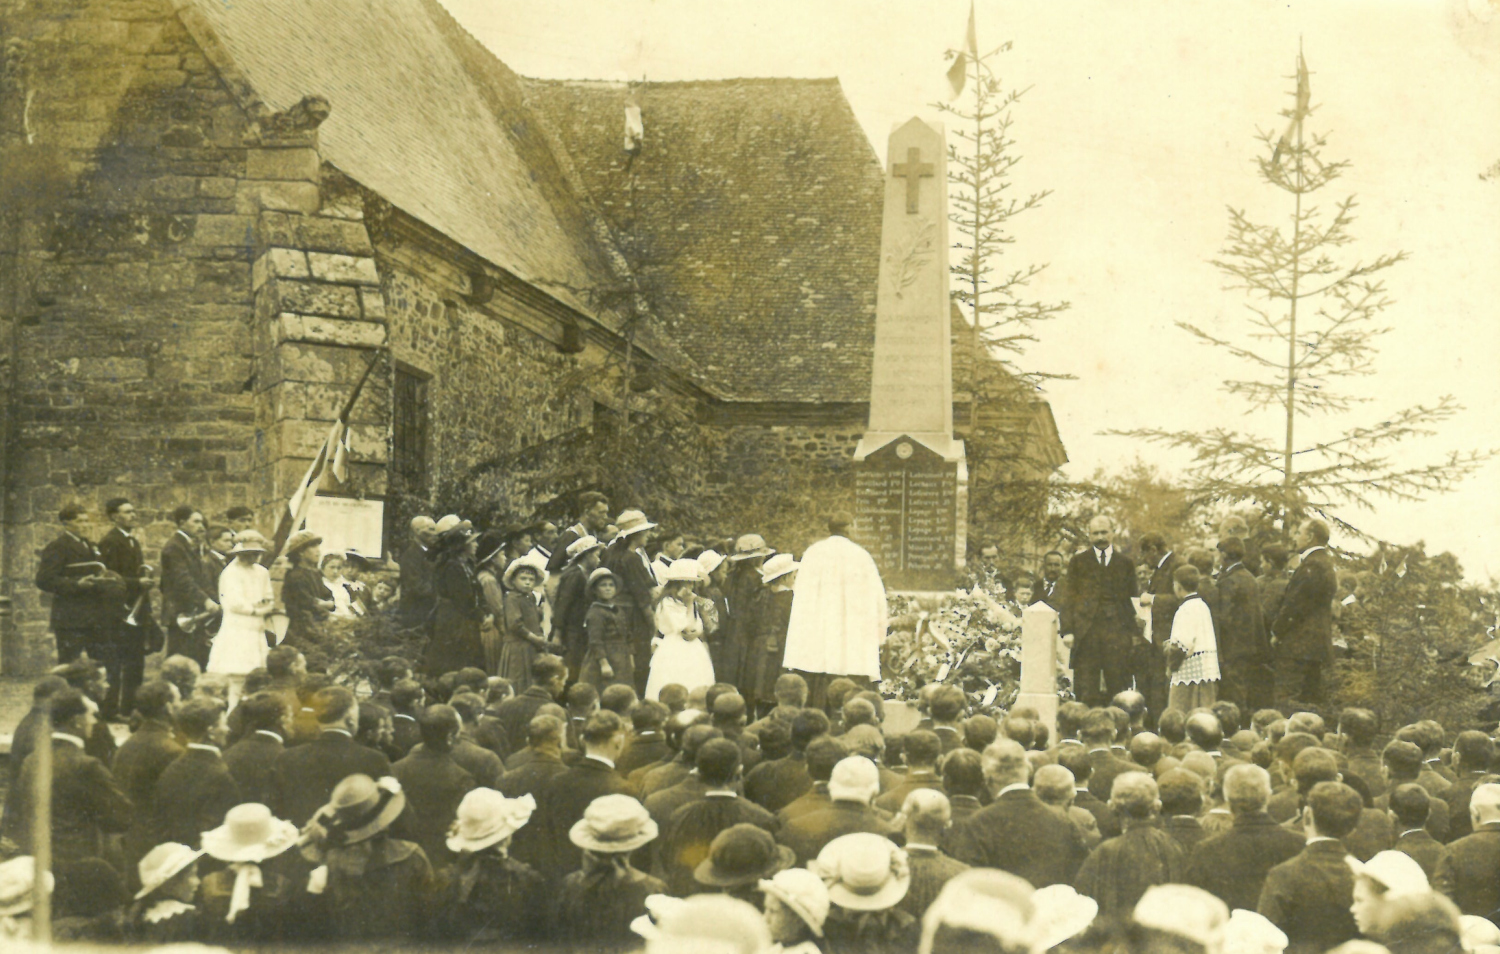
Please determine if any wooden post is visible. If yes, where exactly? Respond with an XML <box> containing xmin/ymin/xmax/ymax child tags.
<box><xmin>31</xmin><ymin>710</ymin><xmax>52</xmax><ymax>942</ymax></box>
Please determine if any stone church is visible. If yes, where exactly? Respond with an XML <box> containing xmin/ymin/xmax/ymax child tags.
<box><xmin>0</xmin><ymin>0</ymin><xmax>1064</xmax><ymax>670</ymax></box>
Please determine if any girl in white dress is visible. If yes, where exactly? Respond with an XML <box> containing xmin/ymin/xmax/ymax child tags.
<box><xmin>645</xmin><ymin>558</ymin><xmax>714</xmax><ymax>700</ymax></box>
<box><xmin>208</xmin><ymin>531</ymin><xmax>274</xmax><ymax>703</ymax></box>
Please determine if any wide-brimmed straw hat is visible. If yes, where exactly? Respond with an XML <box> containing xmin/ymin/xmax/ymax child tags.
<box><xmin>1223</xmin><ymin>908</ymin><xmax>1289</xmax><ymax>954</ymax></box>
<box><xmin>697</xmin><ymin>550</ymin><xmax>726</xmax><ymax>577</ymax></box>
<box><xmin>615</xmin><ymin>510</ymin><xmax>657</xmax><ymax>537</ymax></box>
<box><xmin>313</xmin><ymin>774</ymin><xmax>406</xmax><ymax>847</ymax></box>
<box><xmin>1029</xmin><ymin>884</ymin><xmax>1098</xmax><ymax>952</ymax></box>
<box><xmin>694</xmin><ymin>824</ymin><xmax>794</xmax><ymax>888</ymax></box>
<box><xmin>759</xmin><ymin>867</ymin><xmax>830</xmax><ymax>937</ymax></box>
<box><xmin>567</xmin><ymin>535</ymin><xmax>606</xmax><ymax>560</ymax></box>
<box><xmin>447</xmin><ymin>790</ymin><xmax>536</xmax><ymax>853</ymax></box>
<box><xmin>473</xmin><ymin>529</ymin><xmax>509</xmax><ymax>568</ymax></box>
<box><xmin>201</xmin><ymin>803</ymin><xmax>298</xmax><ymax>864</ymax></box>
<box><xmin>662</xmin><ymin>558</ymin><xmax>704</xmax><ymax>584</ymax></box>
<box><xmin>1133</xmin><ymin>884</ymin><xmax>1229</xmax><ymax>950</ymax></box>
<box><xmin>284</xmin><ymin>529</ymin><xmax>322</xmax><ymax>558</ymax></box>
<box><xmin>135</xmin><ymin>842</ymin><xmax>205</xmax><ymax>900</ymax></box>
<box><xmin>728</xmin><ymin>534</ymin><xmax>774</xmax><ymax>561</ymax></box>
<box><xmin>812</xmin><ymin>833</ymin><xmax>910</xmax><ymax>912</ymax></box>
<box><xmin>761</xmin><ymin>553</ymin><xmax>800</xmax><ymax>584</ymax></box>
<box><xmin>1347</xmin><ymin>850</ymin><xmax>1430</xmax><ymax>897</ymax></box>
<box><xmin>0</xmin><ymin>856</ymin><xmax>52</xmax><ymax>917</ymax></box>
<box><xmin>434</xmin><ymin>514</ymin><xmax>473</xmax><ymax>535</ymax></box>
<box><xmin>229</xmin><ymin>530</ymin><xmax>269</xmax><ymax>556</ymax></box>
<box><xmin>569</xmin><ymin>794</ymin><xmax>657</xmax><ymax>853</ymax></box>
<box><xmin>587</xmin><ymin>566</ymin><xmax>618</xmax><ymax>592</ymax></box>
<box><xmin>503</xmin><ymin>554</ymin><xmax>549</xmax><ymax>589</ymax></box>
<box><xmin>918</xmin><ymin>869</ymin><xmax>1036</xmax><ymax>954</ymax></box>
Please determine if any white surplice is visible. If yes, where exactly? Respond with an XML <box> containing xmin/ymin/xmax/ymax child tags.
<box><xmin>782</xmin><ymin>534</ymin><xmax>887</xmax><ymax>679</ymax></box>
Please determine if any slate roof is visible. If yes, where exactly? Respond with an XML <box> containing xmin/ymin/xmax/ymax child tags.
<box><xmin>523</xmin><ymin>77</ymin><xmax>885</xmax><ymax>403</ymax></box>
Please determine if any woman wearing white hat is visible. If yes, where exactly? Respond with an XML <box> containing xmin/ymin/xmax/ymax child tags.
<box><xmin>761</xmin><ymin>866</ymin><xmax>831</xmax><ymax>954</ymax></box>
<box><xmin>645</xmin><ymin>559</ymin><xmax>715</xmax><ymax>701</ymax></box>
<box><xmin>0</xmin><ymin>856</ymin><xmax>52</xmax><ymax>941</ymax></box>
<box><xmin>433</xmin><ymin>789</ymin><xmax>547</xmax><ymax>943</ymax></box>
<box><xmin>556</xmin><ymin>794</ymin><xmax>667</xmax><ymax>950</ymax></box>
<box><xmin>119</xmin><ymin>841</ymin><xmax>205</xmax><ymax>944</ymax></box>
<box><xmin>813</xmin><ymin>832</ymin><xmax>918</xmax><ymax>954</ymax></box>
<box><xmin>198</xmin><ymin>802</ymin><xmax>299</xmax><ymax>941</ymax></box>
<box><xmin>207</xmin><ymin>530</ymin><xmax>274</xmax><ymax>703</ymax></box>
<box><xmin>742</xmin><ymin>553</ymin><xmax>799</xmax><ymax>716</ymax></box>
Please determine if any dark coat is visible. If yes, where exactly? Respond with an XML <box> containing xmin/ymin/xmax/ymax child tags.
<box><xmin>645</xmin><ymin>776</ymin><xmax>711</xmax><ymax>828</ymax></box>
<box><xmin>1086</xmin><ymin>747</ymin><xmax>1140</xmax><ymax>804</ymax></box>
<box><xmin>390</xmin><ymin>713</ymin><xmax>421</xmax><ymax>758</ymax></box>
<box><xmin>531</xmin><ymin>757</ymin><xmax>633</xmax><ymax>876</ymax></box>
<box><xmin>657</xmin><ymin>793</ymin><xmax>778</xmax><ymax>895</ymax></box>
<box><xmin>36</xmin><ymin>531</ymin><xmax>118</xmax><ymax>631</ymax></box>
<box><xmin>493</xmin><ymin>684</ymin><xmax>557</xmax><ymax>751</ymax></box>
<box><xmin>269</xmin><ymin>729</ymin><xmax>392</xmax><ymax>826</ymax></box>
<box><xmin>603</xmin><ymin>544</ymin><xmax>657</xmax><ymax>639</ymax></box>
<box><xmin>152</xmin><ymin>745</ymin><xmax>241</xmax><ymax>848</ymax></box>
<box><xmin>552</xmin><ymin>563</ymin><xmax>591</xmax><ymax>657</ymax></box>
<box><xmin>556</xmin><ymin>867</ymin><xmax>666</xmax><ymax>953</ymax></box>
<box><xmin>4</xmin><ymin>736</ymin><xmax>132</xmax><ymax>863</ymax></box>
<box><xmin>944</xmin><ymin>787</ymin><xmax>1088</xmax><ymax>887</ymax></box>
<box><xmin>617</xmin><ymin>731</ymin><xmax>670</xmax><ymax>777</ymax></box>
<box><xmin>222</xmin><ymin>730</ymin><xmax>284</xmax><ymax>807</ymax></box>
<box><xmin>426</xmin><ymin>555</ymin><xmax>486</xmax><ymax>673</ymax></box>
<box><xmin>1074</xmin><ymin>788</ymin><xmax>1122</xmax><ymax>839</ymax></box>
<box><xmin>1037</xmin><ymin>575</ymin><xmax>1065</xmax><ymax>613</ymax></box>
<box><xmin>778</xmin><ymin>784</ymin><xmax>833</xmax><ymax>824</ymax></box>
<box><xmin>1147</xmin><ymin>551</ymin><xmax>1182</xmax><ymax>647</ymax></box>
<box><xmin>199</xmin><ymin>866</ymin><xmax>300</xmax><ymax>944</ymax></box>
<box><xmin>318</xmin><ymin>835</ymin><xmax>436</xmax><ymax>940</ymax></box>
<box><xmin>1165</xmin><ymin>815</ymin><xmax>1207</xmax><ymax>854</ymax></box>
<box><xmin>777</xmin><ymin>799</ymin><xmax>900</xmax><ymax>866</ymax></box>
<box><xmin>1433</xmin><ymin>825</ymin><xmax>1500</xmax><ymax>923</ymax></box>
<box><xmin>280</xmin><ymin>563</ymin><xmax>331</xmax><ymax>649</ymax></box>
<box><xmin>1271</xmin><ymin>548</ymin><xmax>1337</xmax><ymax>662</ymax></box>
<box><xmin>159</xmin><ymin>531</ymin><xmax>213</xmax><ymax>622</ymax></box>
<box><xmin>896</xmin><ymin>845</ymin><xmax>968</xmax><ymax>921</ymax></box>
<box><xmin>547</xmin><ymin>522</ymin><xmax>589</xmax><ymax>573</ymax></box>
<box><xmin>1376</xmin><ymin>788</ymin><xmax>1450</xmax><ymax>843</ymax></box>
<box><xmin>1185</xmin><ymin>810</ymin><xmax>1307</xmax><ymax>912</ymax></box>
<box><xmin>1259</xmin><ymin>571</ymin><xmax>1290</xmax><ymax>623</ymax></box>
<box><xmin>393</xmin><ymin>747</ymin><xmax>475</xmax><ymax>872</ymax></box>
<box><xmin>744</xmin><ymin>751</ymin><xmax>812</xmax><ymax>813</ymax></box>
<box><xmin>1443</xmin><ymin>771</ymin><xmax>1490</xmax><ymax>841</ymax></box>
<box><xmin>1217</xmin><ymin>563</ymin><xmax>1270</xmax><ymax>661</ymax></box>
<box><xmin>1257</xmin><ymin>838</ymin><xmax>1359</xmax><ymax>954</ymax></box>
<box><xmin>1061</xmin><ymin>547</ymin><xmax>1139</xmax><ymax>648</ymax></box>
<box><xmin>874</xmin><ymin>770</ymin><xmax>945</xmax><ymax>814</ymax></box>
<box><xmin>431</xmin><ymin>852</ymin><xmax>549</xmax><ymax>942</ymax></box>
<box><xmin>1396</xmin><ymin>827</ymin><xmax>1451</xmax><ymax>881</ymax></box>
<box><xmin>99</xmin><ymin>526</ymin><xmax>158</xmax><ymax>639</ymax></box>
<box><xmin>743</xmin><ymin>587</ymin><xmax>792</xmax><ymax>708</ymax></box>
<box><xmin>397</xmin><ymin>541</ymin><xmax>436</xmax><ymax>627</ymax></box>
<box><xmin>450</xmin><ymin>738</ymin><xmax>504</xmax><ymax>789</ymax></box>
<box><xmin>112</xmin><ymin>718</ymin><xmax>185</xmax><ymax>863</ymax></box>
<box><xmin>1074</xmin><ymin>822</ymin><xmax>1184</xmax><ymax>921</ymax></box>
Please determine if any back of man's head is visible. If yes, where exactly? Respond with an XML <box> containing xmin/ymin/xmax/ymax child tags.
<box><xmin>1129</xmin><ymin>732</ymin><xmax>1165</xmax><ymax>770</ymax></box>
<box><xmin>903</xmin><ymin>789</ymin><xmax>952</xmax><ymax>840</ymax></box>
<box><xmin>963</xmin><ymin>714</ymin><xmax>998</xmax><ymax>752</ymax></box>
<box><xmin>1455</xmin><ymin>730</ymin><xmax>1495</xmax><ymax>772</ymax></box>
<box><xmin>449</xmin><ymin>691</ymin><xmax>484</xmax><ymax>726</ymax></box>
<box><xmin>665</xmin><ymin>708</ymin><xmax>709</xmax><ymax>750</ymax></box>
<box><xmin>49</xmin><ymin>688</ymin><xmax>91</xmax><ymax>729</ymax></box>
<box><xmin>1383</xmin><ymin>740</ymin><xmax>1424</xmax><ymax>781</ymax></box>
<box><xmin>842</xmin><ymin>724</ymin><xmax>885</xmax><ymax>761</ymax></box>
<box><xmin>1157</xmin><ymin>708</ymin><xmax>1187</xmax><ymax>745</ymax></box>
<box><xmin>1033</xmin><ymin>764</ymin><xmax>1076</xmax><ymax>805</ymax></box>
<box><xmin>842</xmin><ymin>697</ymin><xmax>878</xmax><ymax>730</ymax></box>
<box><xmin>712</xmin><ymin>692</ymin><xmax>748</xmax><ymax>727</ymax></box>
<box><xmin>31</xmin><ymin>674</ymin><xmax>69</xmax><ymax>704</ymax></box>
<box><xmin>1106</xmin><ymin>706</ymin><xmax>1130</xmax><ymax>742</ymax></box>
<box><xmin>824</xmin><ymin>678</ymin><xmax>858</xmax><ymax>712</ymax></box>
<box><xmin>805</xmin><ymin>736</ymin><xmax>849</xmax><ymax>783</ymax></box>
<box><xmin>943</xmin><ymin>747</ymin><xmax>986</xmax><ymax>798</ymax></box>
<box><xmin>773</xmin><ymin>673</ymin><xmax>808</xmax><ymax>708</ymax></box>
<box><xmin>629</xmin><ymin>700</ymin><xmax>669</xmax><ymax>732</ymax></box>
<box><xmin>790</xmin><ymin>709</ymin><xmax>830</xmax><ymax>751</ymax></box>
<box><xmin>134</xmin><ymin>680</ymin><xmax>177</xmax><ymax>721</ymax></box>
<box><xmin>1110</xmin><ymin>771</ymin><xmax>1160</xmax><ymax>820</ymax></box>
<box><xmin>241</xmin><ymin>691</ymin><xmax>288</xmax><ymax>734</ymax></box>
<box><xmin>1185</xmin><ymin>712</ymin><xmax>1224</xmax><ymax>750</ymax></box>
<box><xmin>696</xmin><ymin>738</ymin><xmax>743</xmax><ymax>787</ymax></box>
<box><xmin>1276</xmin><ymin>732</ymin><xmax>1323</xmax><ymax>769</ymax></box>
<box><xmin>1287</xmin><ymin>711</ymin><xmax>1326</xmax><ymax>738</ymax></box>
<box><xmin>658</xmin><ymin>683</ymin><xmax>689</xmax><ymax>713</ymax></box>
<box><xmin>567</xmin><ymin>682</ymin><xmax>599</xmax><ymax>714</ymax></box>
<box><xmin>1339</xmin><ymin>708</ymin><xmax>1379</xmax><ymax>748</ymax></box>
<box><xmin>530</xmin><ymin>653</ymin><xmax>567</xmax><ymax>687</ymax></box>
<box><xmin>313</xmin><ymin>686</ymin><xmax>356</xmax><ymax>727</ymax></box>
<box><xmin>176</xmin><ymin>696</ymin><xmax>225</xmax><ymax>742</ymax></box>
<box><xmin>1057</xmin><ymin>701</ymin><xmax>1090</xmax><ymax>740</ymax></box>
<box><xmin>757</xmin><ymin>720</ymin><xmax>792</xmax><ymax>760</ymax></box>
<box><xmin>681</xmin><ymin>724</ymin><xmax>724</xmax><ymax>762</ymax></box>
<box><xmin>1158</xmin><ymin>768</ymin><xmax>1203</xmax><ymax>816</ymax></box>
<box><xmin>266</xmin><ymin>645</ymin><xmax>301</xmax><ymax>678</ymax></box>
<box><xmin>1415</xmin><ymin>720</ymin><xmax>1447</xmax><ymax>756</ymax></box>
<box><xmin>528</xmin><ymin>714</ymin><xmax>564</xmax><ymax>749</ymax></box>
<box><xmin>1210</xmin><ymin>701</ymin><xmax>1242</xmax><ymax>736</ymax></box>
<box><xmin>1292</xmin><ymin>747</ymin><xmax>1340</xmax><ymax>795</ymax></box>
<box><xmin>981</xmin><ymin>739</ymin><xmax>1030</xmax><ymax>790</ymax></box>
<box><xmin>903</xmin><ymin>730</ymin><xmax>941</xmax><ymax>769</ymax></box>
<box><xmin>1307</xmin><ymin>781</ymin><xmax>1363</xmax><ymax>838</ymax></box>
<box><xmin>1223</xmin><ymin>764</ymin><xmax>1272</xmax><ymax>815</ymax></box>
<box><xmin>600</xmin><ymin>684</ymin><xmax>638</xmax><ymax>716</ymax></box>
<box><xmin>1080</xmin><ymin>709</ymin><xmax>1117</xmax><ymax>746</ymax></box>
<box><xmin>1000</xmin><ymin>716</ymin><xmax>1035</xmax><ymax>750</ymax></box>
<box><xmin>1112</xmin><ymin>690</ymin><xmax>1147</xmax><ymax>723</ymax></box>
<box><xmin>581</xmin><ymin>710</ymin><xmax>624</xmax><ymax>749</ymax></box>
<box><xmin>375</xmin><ymin>655</ymin><xmax>411</xmax><ymax>689</ymax></box>
<box><xmin>1057</xmin><ymin>745</ymin><xmax>1092</xmax><ymax>784</ymax></box>
<box><xmin>1389</xmin><ymin>782</ymin><xmax>1432</xmax><ymax>829</ymax></box>
<box><xmin>930</xmin><ymin>686</ymin><xmax>966</xmax><ymax>723</ymax></box>
<box><xmin>419</xmin><ymin>704</ymin><xmax>461</xmax><ymax>752</ymax></box>
<box><xmin>389</xmin><ymin>678</ymin><xmax>424</xmax><ymax>713</ymax></box>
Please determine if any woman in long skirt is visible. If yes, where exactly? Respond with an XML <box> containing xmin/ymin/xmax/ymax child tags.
<box><xmin>425</xmin><ymin>521</ymin><xmax>486</xmax><ymax>675</ymax></box>
<box><xmin>207</xmin><ymin>531</ymin><xmax>274</xmax><ymax>704</ymax></box>
<box><xmin>473</xmin><ymin>530</ymin><xmax>510</xmax><ymax>675</ymax></box>
<box><xmin>645</xmin><ymin>559</ymin><xmax>714</xmax><ymax>701</ymax></box>
<box><xmin>279</xmin><ymin>531</ymin><xmax>333</xmax><ymax>651</ymax></box>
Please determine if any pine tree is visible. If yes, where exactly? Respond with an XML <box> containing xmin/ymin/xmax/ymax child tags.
<box><xmin>1109</xmin><ymin>50</ymin><xmax>1490</xmax><ymax>535</ymax></box>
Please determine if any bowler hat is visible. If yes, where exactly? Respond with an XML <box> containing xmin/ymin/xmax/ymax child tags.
<box><xmin>695</xmin><ymin>824</ymin><xmax>795</xmax><ymax>887</ymax></box>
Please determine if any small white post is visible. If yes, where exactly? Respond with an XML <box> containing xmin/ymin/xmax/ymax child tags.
<box><xmin>1017</xmin><ymin>604</ymin><xmax>1060</xmax><ymax>738</ymax></box>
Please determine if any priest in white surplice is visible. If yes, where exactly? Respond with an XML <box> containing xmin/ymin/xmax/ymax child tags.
<box><xmin>782</xmin><ymin>512</ymin><xmax>888</xmax><ymax>707</ymax></box>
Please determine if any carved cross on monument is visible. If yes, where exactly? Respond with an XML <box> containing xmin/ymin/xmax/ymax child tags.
<box><xmin>891</xmin><ymin>146</ymin><xmax>934</xmax><ymax>214</ymax></box>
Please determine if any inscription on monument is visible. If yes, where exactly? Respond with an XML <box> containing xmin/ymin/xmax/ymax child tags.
<box><xmin>854</xmin><ymin>438</ymin><xmax>958</xmax><ymax>589</ymax></box>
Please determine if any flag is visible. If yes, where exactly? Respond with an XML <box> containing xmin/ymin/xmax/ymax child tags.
<box><xmin>946</xmin><ymin>1</ymin><xmax>979</xmax><ymax>99</ymax></box>
<box><xmin>1272</xmin><ymin>51</ymin><xmax>1310</xmax><ymax>166</ymax></box>
<box><xmin>264</xmin><ymin>355</ymin><xmax>380</xmax><ymax>566</ymax></box>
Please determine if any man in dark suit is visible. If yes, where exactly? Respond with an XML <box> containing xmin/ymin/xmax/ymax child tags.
<box><xmin>1258</xmin><ymin>544</ymin><xmax>1292</xmax><ymax>621</ymax></box>
<box><xmin>152</xmin><ymin>696</ymin><xmax>240</xmax><ymax>848</ymax></box>
<box><xmin>1270</xmin><ymin>519</ymin><xmax>1337</xmax><ymax>706</ymax></box>
<box><xmin>1443</xmin><ymin>731</ymin><xmax>1495</xmax><ymax>842</ymax></box>
<box><xmin>1035</xmin><ymin>549</ymin><xmax>1067</xmax><ymax>612</ymax></box>
<box><xmin>778</xmin><ymin>755</ymin><xmax>899</xmax><ymax>865</ymax></box>
<box><xmin>397</xmin><ymin>516</ymin><xmax>438</xmax><ymax>630</ymax></box>
<box><xmin>896</xmin><ymin>789</ymin><xmax>968</xmax><ymax>921</ymax></box>
<box><xmin>1074</xmin><ymin>771</ymin><xmax>1185</xmax><ymax>920</ymax></box>
<box><xmin>493</xmin><ymin>655</ymin><xmax>567</xmax><ymax>750</ymax></box>
<box><xmin>1376</xmin><ymin>740</ymin><xmax>1450</xmax><ymax>842</ymax></box>
<box><xmin>1257</xmin><ymin>780</ymin><xmax>1363</xmax><ymax>954</ymax></box>
<box><xmin>1434</xmin><ymin>783</ymin><xmax>1500</xmax><ymax>924</ymax></box>
<box><xmin>97</xmin><ymin>497</ymin><xmax>159</xmax><ymax>718</ymax></box>
<box><xmin>1058</xmin><ymin>745</ymin><xmax>1122</xmax><ymax>839</ymax></box>
<box><xmin>744</xmin><ymin>709</ymin><xmax>826</xmax><ymax>812</ymax></box>
<box><xmin>1061</xmin><ymin>516</ymin><xmax>1140</xmax><ymax>705</ymax></box>
<box><xmin>35</xmin><ymin>504</ymin><xmax>121</xmax><ymax>668</ymax></box>
<box><xmin>618</xmin><ymin>701</ymin><xmax>672</xmax><ymax>776</ymax></box>
<box><xmin>159</xmin><ymin>504</ymin><xmax>216</xmax><ymax>667</ymax></box>
<box><xmin>655</xmin><ymin>740</ymin><xmax>778</xmax><ymax>894</ymax></box>
<box><xmin>530</xmin><ymin>709</ymin><xmax>633</xmax><ymax>877</ymax></box>
<box><xmin>269</xmin><ymin>686</ymin><xmax>391</xmax><ymax>826</ymax></box>
<box><xmin>223</xmin><ymin>690</ymin><xmax>291</xmax><ymax>805</ymax></box>
<box><xmin>1078</xmin><ymin>709</ymin><xmax>1139</xmax><ymax>805</ymax></box>
<box><xmin>1186</xmin><ymin>763</ymin><xmax>1306</xmax><ymax>911</ymax></box>
<box><xmin>1390</xmin><ymin>783</ymin><xmax>1449</xmax><ymax>881</ymax></box>
<box><xmin>1136</xmin><ymin>533</ymin><xmax>1179</xmax><ymax>719</ymax></box>
<box><xmin>944</xmin><ymin>740</ymin><xmax>1087</xmax><ymax>887</ymax></box>
<box><xmin>111</xmin><ymin>680</ymin><xmax>183</xmax><ymax>873</ymax></box>
<box><xmin>602</xmin><ymin>510</ymin><xmax>659</xmax><ymax>695</ymax></box>
<box><xmin>874</xmin><ymin>730</ymin><xmax>946</xmax><ymax>813</ymax></box>
<box><xmin>1216</xmin><ymin>536</ymin><xmax>1274</xmax><ymax>711</ymax></box>
<box><xmin>546</xmin><ymin>491</ymin><xmax>611</xmax><ymax>574</ymax></box>
<box><xmin>392</xmin><ymin>704</ymin><xmax>476</xmax><ymax>873</ymax></box>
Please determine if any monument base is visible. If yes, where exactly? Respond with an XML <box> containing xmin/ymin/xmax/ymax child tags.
<box><xmin>853</xmin><ymin>435</ymin><xmax>967</xmax><ymax>592</ymax></box>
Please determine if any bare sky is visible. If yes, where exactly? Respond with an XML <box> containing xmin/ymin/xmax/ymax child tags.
<box><xmin>442</xmin><ymin>0</ymin><xmax>1500</xmax><ymax>579</ymax></box>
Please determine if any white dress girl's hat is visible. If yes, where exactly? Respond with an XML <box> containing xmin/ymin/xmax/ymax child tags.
<box><xmin>0</xmin><ymin>856</ymin><xmax>51</xmax><ymax>917</ymax></box>
<box><xmin>759</xmin><ymin>867</ymin><xmax>831</xmax><ymax>938</ymax></box>
<box><xmin>135</xmin><ymin>842</ymin><xmax>204</xmax><ymax>900</ymax></box>
<box><xmin>228</xmin><ymin>531</ymin><xmax>269</xmax><ymax>555</ymax></box>
<box><xmin>662</xmin><ymin>558</ymin><xmax>704</xmax><ymax>583</ymax></box>
<box><xmin>917</xmin><ymin>868</ymin><xmax>1036</xmax><ymax>954</ymax></box>
<box><xmin>447</xmin><ymin>790</ymin><xmax>536</xmax><ymax>853</ymax></box>
<box><xmin>569</xmin><ymin>794</ymin><xmax>658</xmax><ymax>853</ymax></box>
<box><xmin>811</xmin><ymin>832</ymin><xmax>910</xmax><ymax>912</ymax></box>
<box><xmin>728</xmin><ymin>534</ymin><xmax>775</xmax><ymax>561</ymax></box>
<box><xmin>615</xmin><ymin>510</ymin><xmax>658</xmax><ymax>537</ymax></box>
<box><xmin>760</xmin><ymin>553</ymin><xmax>800</xmax><ymax>585</ymax></box>
<box><xmin>1347</xmin><ymin>850</ymin><xmax>1431</xmax><ymax>896</ymax></box>
<box><xmin>1132</xmin><ymin>884</ymin><xmax>1229</xmax><ymax>951</ymax></box>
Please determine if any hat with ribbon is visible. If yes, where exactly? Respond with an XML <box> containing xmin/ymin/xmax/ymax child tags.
<box><xmin>662</xmin><ymin>558</ymin><xmax>704</xmax><ymax>584</ymax></box>
<box><xmin>135</xmin><ymin>842</ymin><xmax>205</xmax><ymax>900</ymax></box>
<box><xmin>569</xmin><ymin>794</ymin><xmax>658</xmax><ymax>853</ymax></box>
<box><xmin>1347</xmin><ymin>849</ymin><xmax>1431</xmax><ymax>898</ymax></box>
<box><xmin>760</xmin><ymin>553</ymin><xmax>799</xmax><ymax>584</ymax></box>
<box><xmin>567</xmin><ymin>535</ymin><xmax>606</xmax><ymax>561</ymax></box>
<box><xmin>728</xmin><ymin>534</ymin><xmax>774</xmax><ymax>562</ymax></box>
<box><xmin>313</xmin><ymin>774</ymin><xmax>406</xmax><ymax>847</ymax></box>
<box><xmin>284</xmin><ymin>529</ymin><xmax>322</xmax><ymax>558</ymax></box>
<box><xmin>503</xmin><ymin>553</ymin><xmax>549</xmax><ymax>590</ymax></box>
<box><xmin>812</xmin><ymin>832</ymin><xmax>910</xmax><ymax>912</ymax></box>
<box><xmin>434</xmin><ymin>514</ymin><xmax>473</xmax><ymax>535</ymax></box>
<box><xmin>447</xmin><ymin>790</ymin><xmax>536</xmax><ymax>853</ymax></box>
<box><xmin>694</xmin><ymin>824</ymin><xmax>794</xmax><ymax>888</ymax></box>
<box><xmin>615</xmin><ymin>510</ymin><xmax>657</xmax><ymax>537</ymax></box>
<box><xmin>0</xmin><ymin>856</ymin><xmax>52</xmax><ymax>918</ymax></box>
<box><xmin>759</xmin><ymin>867</ymin><xmax>830</xmax><ymax>938</ymax></box>
<box><xmin>228</xmin><ymin>530</ymin><xmax>270</xmax><ymax>556</ymax></box>
<box><xmin>202</xmin><ymin>803</ymin><xmax>298</xmax><ymax>864</ymax></box>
